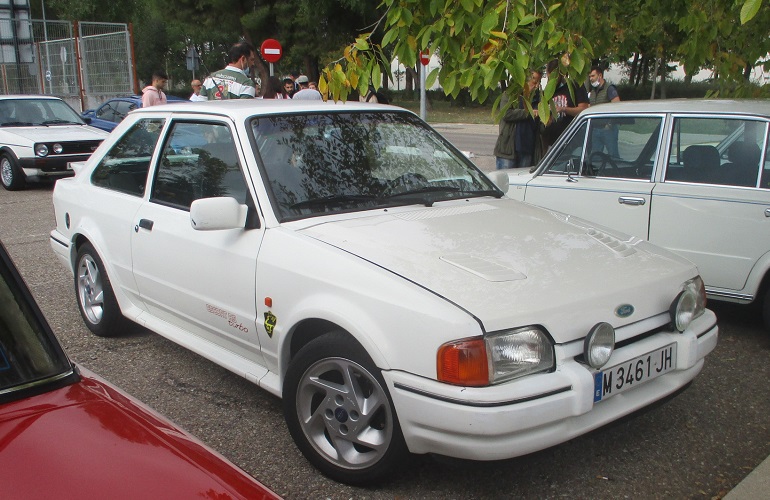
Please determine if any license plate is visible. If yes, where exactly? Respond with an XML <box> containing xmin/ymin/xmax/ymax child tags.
<box><xmin>593</xmin><ymin>343</ymin><xmax>676</xmax><ymax>403</ymax></box>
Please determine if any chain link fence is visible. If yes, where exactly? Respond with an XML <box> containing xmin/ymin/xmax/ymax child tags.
<box><xmin>0</xmin><ymin>18</ymin><xmax>134</xmax><ymax>111</ymax></box>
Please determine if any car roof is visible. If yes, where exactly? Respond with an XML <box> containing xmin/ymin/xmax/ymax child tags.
<box><xmin>0</xmin><ymin>94</ymin><xmax>63</xmax><ymax>101</ymax></box>
<box><xmin>131</xmin><ymin>98</ymin><xmax>400</xmax><ymax>119</ymax></box>
<box><xmin>582</xmin><ymin>99</ymin><xmax>770</xmax><ymax>117</ymax></box>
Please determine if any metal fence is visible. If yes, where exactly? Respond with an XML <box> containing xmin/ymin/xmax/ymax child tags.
<box><xmin>0</xmin><ymin>19</ymin><xmax>134</xmax><ymax>111</ymax></box>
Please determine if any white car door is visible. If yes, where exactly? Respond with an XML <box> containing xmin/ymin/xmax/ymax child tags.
<box><xmin>522</xmin><ymin>115</ymin><xmax>663</xmax><ymax>239</ymax></box>
<box><xmin>650</xmin><ymin>115</ymin><xmax>770</xmax><ymax>297</ymax></box>
<box><xmin>130</xmin><ymin>119</ymin><xmax>266</xmax><ymax>360</ymax></box>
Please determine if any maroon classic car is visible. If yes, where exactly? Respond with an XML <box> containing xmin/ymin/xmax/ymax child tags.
<box><xmin>0</xmin><ymin>240</ymin><xmax>280</xmax><ymax>499</ymax></box>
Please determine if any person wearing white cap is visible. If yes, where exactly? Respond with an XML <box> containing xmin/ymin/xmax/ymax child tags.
<box><xmin>292</xmin><ymin>75</ymin><xmax>323</xmax><ymax>100</ymax></box>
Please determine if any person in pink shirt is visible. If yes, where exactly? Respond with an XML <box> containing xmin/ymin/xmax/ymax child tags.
<box><xmin>141</xmin><ymin>70</ymin><xmax>168</xmax><ymax>107</ymax></box>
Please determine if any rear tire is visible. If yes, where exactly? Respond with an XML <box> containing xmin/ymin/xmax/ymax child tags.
<box><xmin>0</xmin><ymin>152</ymin><xmax>25</xmax><ymax>191</ymax></box>
<box><xmin>762</xmin><ymin>290</ymin><xmax>770</xmax><ymax>330</ymax></box>
<box><xmin>282</xmin><ymin>330</ymin><xmax>407</xmax><ymax>485</ymax></box>
<box><xmin>75</xmin><ymin>243</ymin><xmax>130</xmax><ymax>337</ymax></box>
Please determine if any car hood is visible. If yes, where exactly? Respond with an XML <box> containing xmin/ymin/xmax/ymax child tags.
<box><xmin>0</xmin><ymin>368</ymin><xmax>277</xmax><ymax>499</ymax></box>
<box><xmin>299</xmin><ymin>198</ymin><xmax>696</xmax><ymax>341</ymax></box>
<box><xmin>0</xmin><ymin>125</ymin><xmax>107</xmax><ymax>144</ymax></box>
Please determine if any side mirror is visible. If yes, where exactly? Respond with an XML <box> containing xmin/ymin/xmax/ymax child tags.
<box><xmin>190</xmin><ymin>197</ymin><xmax>248</xmax><ymax>230</ymax></box>
<box><xmin>485</xmin><ymin>170</ymin><xmax>510</xmax><ymax>194</ymax></box>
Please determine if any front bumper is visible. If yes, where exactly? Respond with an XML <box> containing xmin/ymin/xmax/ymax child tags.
<box><xmin>20</xmin><ymin>154</ymin><xmax>90</xmax><ymax>177</ymax></box>
<box><xmin>384</xmin><ymin>310</ymin><xmax>718</xmax><ymax>460</ymax></box>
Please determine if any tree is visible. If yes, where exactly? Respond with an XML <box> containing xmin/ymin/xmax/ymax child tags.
<box><xmin>320</xmin><ymin>0</ymin><xmax>770</xmax><ymax>108</ymax></box>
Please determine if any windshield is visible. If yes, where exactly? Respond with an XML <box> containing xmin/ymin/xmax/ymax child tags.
<box><xmin>251</xmin><ymin>111</ymin><xmax>500</xmax><ymax>220</ymax></box>
<box><xmin>0</xmin><ymin>247</ymin><xmax>73</xmax><ymax>400</ymax></box>
<box><xmin>0</xmin><ymin>98</ymin><xmax>86</xmax><ymax>127</ymax></box>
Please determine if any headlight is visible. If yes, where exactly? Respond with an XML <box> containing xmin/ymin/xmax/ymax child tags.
<box><xmin>35</xmin><ymin>143</ymin><xmax>49</xmax><ymax>157</ymax></box>
<box><xmin>53</xmin><ymin>143</ymin><xmax>63</xmax><ymax>154</ymax></box>
<box><xmin>670</xmin><ymin>276</ymin><xmax>707</xmax><ymax>332</ymax></box>
<box><xmin>584</xmin><ymin>322</ymin><xmax>615</xmax><ymax>368</ymax></box>
<box><xmin>437</xmin><ymin>327</ymin><xmax>555</xmax><ymax>386</ymax></box>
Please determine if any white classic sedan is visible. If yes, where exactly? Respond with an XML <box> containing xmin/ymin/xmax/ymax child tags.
<box><xmin>499</xmin><ymin>99</ymin><xmax>770</xmax><ymax>328</ymax></box>
<box><xmin>49</xmin><ymin>100</ymin><xmax>717</xmax><ymax>485</ymax></box>
<box><xmin>0</xmin><ymin>95</ymin><xmax>108</xmax><ymax>190</ymax></box>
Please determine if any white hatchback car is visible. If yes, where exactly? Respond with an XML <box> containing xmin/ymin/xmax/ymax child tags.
<box><xmin>50</xmin><ymin>100</ymin><xmax>717</xmax><ymax>484</ymax></box>
<box><xmin>500</xmin><ymin>99</ymin><xmax>770</xmax><ymax>327</ymax></box>
<box><xmin>0</xmin><ymin>95</ymin><xmax>108</xmax><ymax>190</ymax></box>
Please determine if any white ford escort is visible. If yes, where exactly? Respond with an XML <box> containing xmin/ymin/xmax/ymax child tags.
<box><xmin>49</xmin><ymin>100</ymin><xmax>718</xmax><ymax>484</ymax></box>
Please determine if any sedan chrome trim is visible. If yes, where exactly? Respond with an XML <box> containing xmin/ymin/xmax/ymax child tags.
<box><xmin>705</xmin><ymin>288</ymin><xmax>754</xmax><ymax>302</ymax></box>
<box><xmin>618</xmin><ymin>196</ymin><xmax>646</xmax><ymax>206</ymax></box>
<box><xmin>0</xmin><ymin>369</ymin><xmax>76</xmax><ymax>396</ymax></box>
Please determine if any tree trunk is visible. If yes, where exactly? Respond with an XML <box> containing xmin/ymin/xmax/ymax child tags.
<box><xmin>650</xmin><ymin>58</ymin><xmax>659</xmax><ymax>100</ymax></box>
<box><xmin>659</xmin><ymin>62</ymin><xmax>667</xmax><ymax>99</ymax></box>
<box><xmin>744</xmin><ymin>64</ymin><xmax>752</xmax><ymax>81</ymax></box>
<box><xmin>629</xmin><ymin>52</ymin><xmax>640</xmax><ymax>87</ymax></box>
<box><xmin>406</xmin><ymin>67</ymin><xmax>416</xmax><ymax>92</ymax></box>
<box><xmin>303</xmin><ymin>55</ymin><xmax>319</xmax><ymax>84</ymax></box>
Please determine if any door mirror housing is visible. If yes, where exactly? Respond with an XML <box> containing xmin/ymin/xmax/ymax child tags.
<box><xmin>189</xmin><ymin>197</ymin><xmax>247</xmax><ymax>231</ymax></box>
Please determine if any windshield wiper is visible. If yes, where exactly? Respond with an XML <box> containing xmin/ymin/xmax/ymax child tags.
<box><xmin>290</xmin><ymin>194</ymin><xmax>379</xmax><ymax>210</ymax></box>
<box><xmin>384</xmin><ymin>186</ymin><xmax>462</xmax><ymax>207</ymax></box>
<box><xmin>43</xmin><ymin>119</ymin><xmax>82</xmax><ymax>125</ymax></box>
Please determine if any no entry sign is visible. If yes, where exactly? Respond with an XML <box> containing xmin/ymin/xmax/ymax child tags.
<box><xmin>260</xmin><ymin>39</ymin><xmax>283</xmax><ymax>63</ymax></box>
<box><xmin>420</xmin><ymin>50</ymin><xmax>430</xmax><ymax>66</ymax></box>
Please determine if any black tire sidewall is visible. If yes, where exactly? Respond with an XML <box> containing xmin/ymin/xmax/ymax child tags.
<box><xmin>74</xmin><ymin>243</ymin><xmax>126</xmax><ymax>337</ymax></box>
<box><xmin>1</xmin><ymin>152</ymin><xmax>25</xmax><ymax>191</ymax></box>
<box><xmin>282</xmin><ymin>331</ymin><xmax>407</xmax><ymax>485</ymax></box>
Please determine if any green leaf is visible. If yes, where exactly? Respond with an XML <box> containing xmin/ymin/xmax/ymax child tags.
<box><xmin>382</xmin><ymin>28</ymin><xmax>399</xmax><ymax>48</ymax></box>
<box><xmin>481</xmin><ymin>11</ymin><xmax>498</xmax><ymax>34</ymax></box>
<box><xmin>461</xmin><ymin>0</ymin><xmax>474</xmax><ymax>12</ymax></box>
<box><xmin>543</xmin><ymin>73</ymin><xmax>558</xmax><ymax>102</ymax></box>
<box><xmin>518</xmin><ymin>14</ymin><xmax>536</xmax><ymax>26</ymax></box>
<box><xmin>426</xmin><ymin>67</ymin><xmax>440</xmax><ymax>89</ymax></box>
<box><xmin>740</xmin><ymin>0</ymin><xmax>761</xmax><ymax>24</ymax></box>
<box><xmin>355</xmin><ymin>39</ymin><xmax>370</xmax><ymax>51</ymax></box>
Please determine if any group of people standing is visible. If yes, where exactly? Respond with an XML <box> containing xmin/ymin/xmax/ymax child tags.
<box><xmin>140</xmin><ymin>41</ymin><xmax>323</xmax><ymax>107</ymax></box>
<box><xmin>494</xmin><ymin>61</ymin><xmax>620</xmax><ymax>170</ymax></box>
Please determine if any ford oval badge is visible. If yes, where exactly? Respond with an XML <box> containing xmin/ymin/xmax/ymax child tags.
<box><xmin>615</xmin><ymin>304</ymin><xmax>634</xmax><ymax>318</ymax></box>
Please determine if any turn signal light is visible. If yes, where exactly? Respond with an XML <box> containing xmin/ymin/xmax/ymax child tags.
<box><xmin>437</xmin><ymin>338</ymin><xmax>489</xmax><ymax>386</ymax></box>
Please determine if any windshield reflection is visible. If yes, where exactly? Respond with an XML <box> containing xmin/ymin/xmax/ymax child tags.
<box><xmin>250</xmin><ymin>112</ymin><xmax>498</xmax><ymax>220</ymax></box>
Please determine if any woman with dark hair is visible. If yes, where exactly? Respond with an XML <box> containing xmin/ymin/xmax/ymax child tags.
<box><xmin>262</xmin><ymin>76</ymin><xmax>287</xmax><ymax>99</ymax></box>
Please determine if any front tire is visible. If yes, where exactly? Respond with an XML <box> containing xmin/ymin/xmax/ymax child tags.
<box><xmin>283</xmin><ymin>331</ymin><xmax>407</xmax><ymax>485</ymax></box>
<box><xmin>75</xmin><ymin>243</ymin><xmax>130</xmax><ymax>337</ymax></box>
<box><xmin>762</xmin><ymin>290</ymin><xmax>770</xmax><ymax>330</ymax></box>
<box><xmin>0</xmin><ymin>152</ymin><xmax>25</xmax><ymax>191</ymax></box>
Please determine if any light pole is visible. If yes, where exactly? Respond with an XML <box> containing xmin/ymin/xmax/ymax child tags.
<box><xmin>41</xmin><ymin>0</ymin><xmax>51</xmax><ymax>93</ymax></box>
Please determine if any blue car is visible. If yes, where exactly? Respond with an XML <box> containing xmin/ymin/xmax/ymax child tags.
<box><xmin>82</xmin><ymin>95</ymin><xmax>187</xmax><ymax>132</ymax></box>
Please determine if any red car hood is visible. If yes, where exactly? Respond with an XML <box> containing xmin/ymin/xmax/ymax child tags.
<box><xmin>0</xmin><ymin>367</ymin><xmax>279</xmax><ymax>500</ymax></box>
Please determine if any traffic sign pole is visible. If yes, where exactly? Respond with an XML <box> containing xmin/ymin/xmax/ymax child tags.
<box><xmin>419</xmin><ymin>50</ymin><xmax>430</xmax><ymax>121</ymax></box>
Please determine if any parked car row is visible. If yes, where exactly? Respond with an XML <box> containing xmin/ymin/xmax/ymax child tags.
<box><xmin>494</xmin><ymin>99</ymin><xmax>770</xmax><ymax>328</ymax></box>
<box><xmin>81</xmin><ymin>94</ymin><xmax>188</xmax><ymax>132</ymax></box>
<box><xmin>49</xmin><ymin>99</ymin><xmax>717</xmax><ymax>484</ymax></box>
<box><xmin>0</xmin><ymin>95</ymin><xmax>108</xmax><ymax>191</ymax></box>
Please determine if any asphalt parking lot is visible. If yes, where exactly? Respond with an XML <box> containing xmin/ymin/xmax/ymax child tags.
<box><xmin>1</xmin><ymin>137</ymin><xmax>769</xmax><ymax>498</ymax></box>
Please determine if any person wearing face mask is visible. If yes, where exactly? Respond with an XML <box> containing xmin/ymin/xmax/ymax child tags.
<box><xmin>588</xmin><ymin>65</ymin><xmax>620</xmax><ymax>158</ymax></box>
<box><xmin>200</xmin><ymin>42</ymin><xmax>257</xmax><ymax>100</ymax></box>
<box><xmin>588</xmin><ymin>66</ymin><xmax>620</xmax><ymax>106</ymax></box>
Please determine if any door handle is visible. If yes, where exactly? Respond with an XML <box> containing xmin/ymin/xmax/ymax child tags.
<box><xmin>136</xmin><ymin>219</ymin><xmax>154</xmax><ymax>232</ymax></box>
<box><xmin>765</xmin><ymin>209</ymin><xmax>770</xmax><ymax>217</ymax></box>
<box><xmin>618</xmin><ymin>197</ymin><xmax>646</xmax><ymax>206</ymax></box>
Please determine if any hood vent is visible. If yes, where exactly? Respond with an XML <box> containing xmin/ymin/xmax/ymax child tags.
<box><xmin>587</xmin><ymin>229</ymin><xmax>636</xmax><ymax>257</ymax></box>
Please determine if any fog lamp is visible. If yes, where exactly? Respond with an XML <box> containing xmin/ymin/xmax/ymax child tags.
<box><xmin>584</xmin><ymin>322</ymin><xmax>615</xmax><ymax>369</ymax></box>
